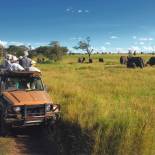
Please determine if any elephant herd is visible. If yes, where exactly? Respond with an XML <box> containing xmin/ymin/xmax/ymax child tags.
<box><xmin>120</xmin><ymin>56</ymin><xmax>155</xmax><ymax>68</ymax></box>
<box><xmin>78</xmin><ymin>56</ymin><xmax>155</xmax><ymax>69</ymax></box>
<box><xmin>78</xmin><ymin>57</ymin><xmax>104</xmax><ymax>63</ymax></box>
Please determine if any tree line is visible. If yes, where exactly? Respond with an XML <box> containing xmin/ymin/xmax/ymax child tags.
<box><xmin>0</xmin><ymin>37</ymin><xmax>94</xmax><ymax>62</ymax></box>
<box><xmin>0</xmin><ymin>41</ymin><xmax>68</xmax><ymax>62</ymax></box>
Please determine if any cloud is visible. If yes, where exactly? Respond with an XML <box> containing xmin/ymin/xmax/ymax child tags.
<box><xmin>0</xmin><ymin>40</ymin><xmax>50</xmax><ymax>48</ymax></box>
<box><xmin>0</xmin><ymin>40</ymin><xmax>28</xmax><ymax>47</ymax></box>
<box><xmin>142</xmin><ymin>46</ymin><xmax>155</xmax><ymax>51</ymax></box>
<box><xmin>9</xmin><ymin>41</ymin><xmax>25</xmax><ymax>46</ymax></box>
<box><xmin>66</xmin><ymin>8</ymin><xmax>89</xmax><ymax>14</ymax></box>
<box><xmin>139</xmin><ymin>42</ymin><xmax>144</xmax><ymax>45</ymax></box>
<box><xmin>78</xmin><ymin>10</ymin><xmax>82</xmax><ymax>13</ymax></box>
<box><xmin>139</xmin><ymin>38</ymin><xmax>147</xmax><ymax>41</ymax></box>
<box><xmin>101</xmin><ymin>46</ymin><xmax>106</xmax><ymax>51</ymax></box>
<box><xmin>110</xmin><ymin>36</ymin><xmax>119</xmax><ymax>39</ymax></box>
<box><xmin>66</xmin><ymin>8</ymin><xmax>71</xmax><ymax>12</ymax></box>
<box><xmin>116</xmin><ymin>47</ymin><xmax>122</xmax><ymax>51</ymax></box>
<box><xmin>92</xmin><ymin>47</ymin><xmax>99</xmax><ymax>52</ymax></box>
<box><xmin>139</xmin><ymin>37</ymin><xmax>154</xmax><ymax>41</ymax></box>
<box><xmin>85</xmin><ymin>10</ymin><xmax>89</xmax><ymax>13</ymax></box>
<box><xmin>70</xmin><ymin>37</ymin><xmax>82</xmax><ymax>41</ymax></box>
<box><xmin>131</xmin><ymin>46</ymin><xmax>141</xmax><ymax>51</ymax></box>
<box><xmin>105</xmin><ymin>42</ymin><xmax>111</xmax><ymax>45</ymax></box>
<box><xmin>149</xmin><ymin>38</ymin><xmax>154</xmax><ymax>41</ymax></box>
<box><xmin>0</xmin><ymin>40</ymin><xmax>7</xmax><ymax>47</ymax></box>
<box><xmin>34</xmin><ymin>42</ymin><xmax>49</xmax><ymax>45</ymax></box>
<box><xmin>133</xmin><ymin>36</ymin><xmax>137</xmax><ymax>39</ymax></box>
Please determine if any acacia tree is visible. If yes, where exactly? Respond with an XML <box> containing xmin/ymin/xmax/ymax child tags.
<box><xmin>74</xmin><ymin>37</ymin><xmax>93</xmax><ymax>59</ymax></box>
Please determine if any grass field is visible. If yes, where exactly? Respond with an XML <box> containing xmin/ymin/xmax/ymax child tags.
<box><xmin>40</xmin><ymin>54</ymin><xmax>155</xmax><ymax>155</ymax></box>
<box><xmin>0</xmin><ymin>54</ymin><xmax>155</xmax><ymax>155</ymax></box>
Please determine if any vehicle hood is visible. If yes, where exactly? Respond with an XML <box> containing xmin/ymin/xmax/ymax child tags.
<box><xmin>2</xmin><ymin>91</ymin><xmax>52</xmax><ymax>106</ymax></box>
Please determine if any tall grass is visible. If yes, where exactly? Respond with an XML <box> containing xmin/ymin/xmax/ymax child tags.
<box><xmin>40</xmin><ymin>55</ymin><xmax>155</xmax><ymax>155</ymax></box>
<box><xmin>0</xmin><ymin>54</ymin><xmax>153</xmax><ymax>154</ymax></box>
<box><xmin>39</xmin><ymin>54</ymin><xmax>155</xmax><ymax>155</ymax></box>
<box><xmin>32</xmin><ymin>55</ymin><xmax>150</xmax><ymax>155</ymax></box>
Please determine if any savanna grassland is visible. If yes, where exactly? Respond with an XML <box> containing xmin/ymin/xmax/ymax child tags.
<box><xmin>0</xmin><ymin>54</ymin><xmax>155</xmax><ymax>155</ymax></box>
<box><xmin>41</xmin><ymin>54</ymin><xmax>155</xmax><ymax>155</ymax></box>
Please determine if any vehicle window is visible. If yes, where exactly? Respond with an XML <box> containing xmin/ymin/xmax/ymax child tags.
<box><xmin>5</xmin><ymin>77</ymin><xmax>44</xmax><ymax>91</ymax></box>
<box><xmin>5</xmin><ymin>78</ymin><xmax>19</xmax><ymax>90</ymax></box>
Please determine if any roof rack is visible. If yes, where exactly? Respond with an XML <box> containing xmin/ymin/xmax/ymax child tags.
<box><xmin>0</xmin><ymin>69</ymin><xmax>41</xmax><ymax>77</ymax></box>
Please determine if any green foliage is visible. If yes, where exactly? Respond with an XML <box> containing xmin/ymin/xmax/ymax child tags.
<box><xmin>5</xmin><ymin>41</ymin><xmax>68</xmax><ymax>62</ymax></box>
<box><xmin>33</xmin><ymin>41</ymin><xmax>68</xmax><ymax>62</ymax></box>
<box><xmin>7</xmin><ymin>45</ymin><xmax>28</xmax><ymax>57</ymax></box>
<box><xmin>47</xmin><ymin>42</ymin><xmax>68</xmax><ymax>61</ymax></box>
<box><xmin>74</xmin><ymin>37</ymin><xmax>93</xmax><ymax>58</ymax></box>
<box><xmin>0</xmin><ymin>45</ymin><xmax>4</xmax><ymax>58</ymax></box>
<box><xmin>30</xmin><ymin>46</ymin><xmax>48</xmax><ymax>58</ymax></box>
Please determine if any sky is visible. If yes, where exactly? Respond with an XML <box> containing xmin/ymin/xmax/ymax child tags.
<box><xmin>0</xmin><ymin>0</ymin><xmax>155</xmax><ymax>52</ymax></box>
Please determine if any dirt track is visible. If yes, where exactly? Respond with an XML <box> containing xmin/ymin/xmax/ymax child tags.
<box><xmin>4</xmin><ymin>122</ymin><xmax>91</xmax><ymax>155</ymax></box>
<box><xmin>10</xmin><ymin>127</ymin><xmax>61</xmax><ymax>155</ymax></box>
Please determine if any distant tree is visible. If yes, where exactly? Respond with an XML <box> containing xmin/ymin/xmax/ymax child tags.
<box><xmin>4</xmin><ymin>41</ymin><xmax>68</xmax><ymax>62</ymax></box>
<box><xmin>133</xmin><ymin>50</ymin><xmax>136</xmax><ymax>55</ymax></box>
<box><xmin>48</xmin><ymin>41</ymin><xmax>68</xmax><ymax>61</ymax></box>
<box><xmin>34</xmin><ymin>46</ymin><xmax>49</xmax><ymax>56</ymax></box>
<box><xmin>47</xmin><ymin>41</ymin><xmax>63</xmax><ymax>61</ymax></box>
<box><xmin>7</xmin><ymin>45</ymin><xmax>28</xmax><ymax>57</ymax></box>
<box><xmin>0</xmin><ymin>44</ymin><xmax>4</xmax><ymax>58</ymax></box>
<box><xmin>33</xmin><ymin>41</ymin><xmax>68</xmax><ymax>62</ymax></box>
<box><xmin>49</xmin><ymin>41</ymin><xmax>60</xmax><ymax>47</ymax></box>
<box><xmin>128</xmin><ymin>50</ymin><xmax>133</xmax><ymax>57</ymax></box>
<box><xmin>74</xmin><ymin>37</ymin><xmax>93</xmax><ymax>59</ymax></box>
<box><xmin>61</xmin><ymin>46</ymin><xmax>68</xmax><ymax>55</ymax></box>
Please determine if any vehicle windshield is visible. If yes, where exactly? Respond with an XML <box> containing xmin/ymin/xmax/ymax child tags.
<box><xmin>4</xmin><ymin>76</ymin><xmax>44</xmax><ymax>91</ymax></box>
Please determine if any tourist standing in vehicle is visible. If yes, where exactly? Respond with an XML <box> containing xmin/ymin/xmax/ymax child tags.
<box><xmin>20</xmin><ymin>51</ymin><xmax>32</xmax><ymax>69</ymax></box>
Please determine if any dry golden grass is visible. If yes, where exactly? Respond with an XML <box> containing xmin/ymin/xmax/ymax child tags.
<box><xmin>0</xmin><ymin>54</ymin><xmax>154</xmax><ymax>155</ymax></box>
<box><xmin>0</xmin><ymin>138</ymin><xmax>14</xmax><ymax>155</ymax></box>
<box><xmin>40</xmin><ymin>54</ymin><xmax>155</xmax><ymax>155</ymax></box>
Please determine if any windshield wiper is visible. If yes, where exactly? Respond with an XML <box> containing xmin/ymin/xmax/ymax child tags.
<box><xmin>26</xmin><ymin>89</ymin><xmax>34</xmax><ymax>91</ymax></box>
<box><xmin>26</xmin><ymin>89</ymin><xmax>43</xmax><ymax>91</ymax></box>
<box><xmin>6</xmin><ymin>89</ymin><xmax>20</xmax><ymax>92</ymax></box>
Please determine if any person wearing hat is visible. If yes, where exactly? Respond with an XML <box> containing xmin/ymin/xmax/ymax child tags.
<box><xmin>19</xmin><ymin>56</ymin><xmax>23</xmax><ymax>66</ymax></box>
<box><xmin>20</xmin><ymin>56</ymin><xmax>32</xmax><ymax>69</ymax></box>
<box><xmin>4</xmin><ymin>54</ymin><xmax>12</xmax><ymax>70</ymax></box>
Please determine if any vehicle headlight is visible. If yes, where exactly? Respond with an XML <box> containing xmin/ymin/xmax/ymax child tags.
<box><xmin>52</xmin><ymin>104</ymin><xmax>60</xmax><ymax>112</ymax></box>
<box><xmin>13</xmin><ymin>107</ymin><xmax>21</xmax><ymax>112</ymax></box>
<box><xmin>45</xmin><ymin>104</ymin><xmax>52</xmax><ymax>112</ymax></box>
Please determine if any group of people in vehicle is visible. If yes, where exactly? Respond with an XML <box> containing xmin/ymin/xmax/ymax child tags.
<box><xmin>4</xmin><ymin>51</ymin><xmax>40</xmax><ymax>72</ymax></box>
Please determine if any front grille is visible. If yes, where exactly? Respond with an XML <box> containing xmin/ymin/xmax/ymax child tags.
<box><xmin>27</xmin><ymin>105</ymin><xmax>45</xmax><ymax>116</ymax></box>
<box><xmin>21</xmin><ymin>105</ymin><xmax>45</xmax><ymax>117</ymax></box>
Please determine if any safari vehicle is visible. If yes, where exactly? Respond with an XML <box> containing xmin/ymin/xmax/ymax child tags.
<box><xmin>0</xmin><ymin>69</ymin><xmax>60</xmax><ymax>135</ymax></box>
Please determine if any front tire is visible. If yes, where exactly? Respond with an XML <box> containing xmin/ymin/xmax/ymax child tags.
<box><xmin>0</xmin><ymin>107</ymin><xmax>10</xmax><ymax>136</ymax></box>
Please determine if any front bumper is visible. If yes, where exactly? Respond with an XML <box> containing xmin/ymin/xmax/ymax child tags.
<box><xmin>5</xmin><ymin>113</ymin><xmax>60</xmax><ymax>127</ymax></box>
<box><xmin>5</xmin><ymin>104</ymin><xmax>60</xmax><ymax>127</ymax></box>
